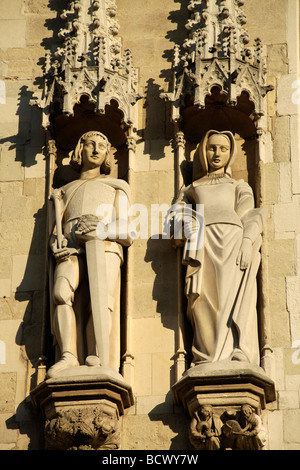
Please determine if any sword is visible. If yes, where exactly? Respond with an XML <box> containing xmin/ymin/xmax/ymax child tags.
<box><xmin>85</xmin><ymin>238</ymin><xmax>110</xmax><ymax>367</ymax></box>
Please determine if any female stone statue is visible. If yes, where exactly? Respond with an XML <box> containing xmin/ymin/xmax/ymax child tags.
<box><xmin>173</xmin><ymin>130</ymin><xmax>265</xmax><ymax>366</ymax></box>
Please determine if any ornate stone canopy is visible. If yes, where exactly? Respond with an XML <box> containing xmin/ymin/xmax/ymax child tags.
<box><xmin>161</xmin><ymin>0</ymin><xmax>273</xmax><ymax>141</ymax></box>
<box><xmin>31</xmin><ymin>0</ymin><xmax>141</xmax><ymax>150</ymax></box>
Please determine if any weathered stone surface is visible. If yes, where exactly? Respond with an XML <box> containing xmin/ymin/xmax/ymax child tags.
<box><xmin>0</xmin><ymin>0</ymin><xmax>299</xmax><ymax>451</ymax></box>
<box><xmin>31</xmin><ymin>367</ymin><xmax>134</xmax><ymax>450</ymax></box>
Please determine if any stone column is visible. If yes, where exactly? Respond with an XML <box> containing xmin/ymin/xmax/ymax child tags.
<box><xmin>121</xmin><ymin>133</ymin><xmax>137</xmax><ymax>387</ymax></box>
<box><xmin>174</xmin><ymin>130</ymin><xmax>187</xmax><ymax>382</ymax></box>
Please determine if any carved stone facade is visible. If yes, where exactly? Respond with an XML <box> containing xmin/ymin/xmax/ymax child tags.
<box><xmin>0</xmin><ymin>0</ymin><xmax>300</xmax><ymax>451</ymax></box>
<box><xmin>172</xmin><ymin>361</ymin><xmax>275</xmax><ymax>450</ymax></box>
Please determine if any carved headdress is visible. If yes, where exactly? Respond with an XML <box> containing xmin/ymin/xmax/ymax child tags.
<box><xmin>193</xmin><ymin>130</ymin><xmax>237</xmax><ymax>181</ymax></box>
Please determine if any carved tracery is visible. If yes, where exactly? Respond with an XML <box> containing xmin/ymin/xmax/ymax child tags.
<box><xmin>33</xmin><ymin>0</ymin><xmax>141</xmax><ymax>133</ymax></box>
<box><xmin>161</xmin><ymin>0</ymin><xmax>273</xmax><ymax>141</ymax></box>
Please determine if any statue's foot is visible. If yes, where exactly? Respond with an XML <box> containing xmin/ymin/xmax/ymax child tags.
<box><xmin>47</xmin><ymin>352</ymin><xmax>79</xmax><ymax>378</ymax></box>
<box><xmin>85</xmin><ymin>355</ymin><xmax>101</xmax><ymax>367</ymax></box>
<box><xmin>230</xmin><ymin>350</ymin><xmax>248</xmax><ymax>362</ymax></box>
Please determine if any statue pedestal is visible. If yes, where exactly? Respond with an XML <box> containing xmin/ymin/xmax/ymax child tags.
<box><xmin>172</xmin><ymin>361</ymin><xmax>276</xmax><ymax>450</ymax></box>
<box><xmin>30</xmin><ymin>366</ymin><xmax>134</xmax><ymax>450</ymax></box>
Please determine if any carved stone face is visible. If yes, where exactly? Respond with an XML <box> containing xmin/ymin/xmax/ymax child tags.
<box><xmin>199</xmin><ymin>405</ymin><xmax>212</xmax><ymax>420</ymax></box>
<box><xmin>81</xmin><ymin>134</ymin><xmax>108</xmax><ymax>171</ymax></box>
<box><xmin>206</xmin><ymin>134</ymin><xmax>231</xmax><ymax>172</ymax></box>
<box><xmin>241</xmin><ymin>405</ymin><xmax>253</xmax><ymax>419</ymax></box>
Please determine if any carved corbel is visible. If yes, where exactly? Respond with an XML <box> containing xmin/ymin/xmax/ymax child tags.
<box><xmin>172</xmin><ymin>361</ymin><xmax>275</xmax><ymax>450</ymax></box>
<box><xmin>44</xmin><ymin>402</ymin><xmax>121</xmax><ymax>450</ymax></box>
<box><xmin>188</xmin><ymin>403</ymin><xmax>268</xmax><ymax>451</ymax></box>
<box><xmin>31</xmin><ymin>370</ymin><xmax>134</xmax><ymax>451</ymax></box>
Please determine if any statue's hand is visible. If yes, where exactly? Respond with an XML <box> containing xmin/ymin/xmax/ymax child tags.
<box><xmin>170</xmin><ymin>212</ymin><xmax>185</xmax><ymax>248</ymax></box>
<box><xmin>77</xmin><ymin>214</ymin><xmax>100</xmax><ymax>234</ymax></box>
<box><xmin>171</xmin><ymin>209</ymin><xmax>200</xmax><ymax>244</ymax></box>
<box><xmin>236</xmin><ymin>237</ymin><xmax>252</xmax><ymax>270</ymax></box>
<box><xmin>50</xmin><ymin>235</ymin><xmax>76</xmax><ymax>263</ymax></box>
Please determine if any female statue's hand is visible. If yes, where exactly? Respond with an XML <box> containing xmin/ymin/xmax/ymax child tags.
<box><xmin>236</xmin><ymin>237</ymin><xmax>252</xmax><ymax>270</ymax></box>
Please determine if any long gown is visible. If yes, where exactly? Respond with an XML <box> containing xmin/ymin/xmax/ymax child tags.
<box><xmin>175</xmin><ymin>173</ymin><xmax>265</xmax><ymax>365</ymax></box>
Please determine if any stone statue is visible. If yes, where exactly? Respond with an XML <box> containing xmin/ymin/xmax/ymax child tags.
<box><xmin>47</xmin><ymin>131</ymin><xmax>133</xmax><ymax>378</ymax></box>
<box><xmin>222</xmin><ymin>405</ymin><xmax>267</xmax><ymax>450</ymax></box>
<box><xmin>189</xmin><ymin>405</ymin><xmax>223</xmax><ymax>450</ymax></box>
<box><xmin>173</xmin><ymin>130</ymin><xmax>266</xmax><ymax>365</ymax></box>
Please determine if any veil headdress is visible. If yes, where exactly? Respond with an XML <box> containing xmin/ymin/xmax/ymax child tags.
<box><xmin>192</xmin><ymin>130</ymin><xmax>237</xmax><ymax>181</ymax></box>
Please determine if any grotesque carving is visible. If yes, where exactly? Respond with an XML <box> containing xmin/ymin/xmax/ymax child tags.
<box><xmin>173</xmin><ymin>130</ymin><xmax>265</xmax><ymax>365</ymax></box>
<box><xmin>47</xmin><ymin>131</ymin><xmax>133</xmax><ymax>377</ymax></box>
<box><xmin>189</xmin><ymin>405</ymin><xmax>223</xmax><ymax>450</ymax></box>
<box><xmin>188</xmin><ymin>404</ymin><xmax>267</xmax><ymax>451</ymax></box>
<box><xmin>222</xmin><ymin>405</ymin><xmax>267</xmax><ymax>450</ymax></box>
<box><xmin>45</xmin><ymin>402</ymin><xmax>120</xmax><ymax>450</ymax></box>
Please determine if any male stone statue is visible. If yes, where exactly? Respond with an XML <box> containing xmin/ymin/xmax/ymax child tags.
<box><xmin>47</xmin><ymin>131</ymin><xmax>133</xmax><ymax>378</ymax></box>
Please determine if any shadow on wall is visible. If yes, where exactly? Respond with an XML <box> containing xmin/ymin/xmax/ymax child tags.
<box><xmin>133</xmin><ymin>0</ymin><xmax>189</xmax><ymax>159</ymax></box>
<box><xmin>144</xmin><ymin>236</ymin><xmax>178</xmax><ymax>329</ymax></box>
<box><xmin>144</xmin><ymin>234</ymin><xmax>193</xmax><ymax>368</ymax></box>
<box><xmin>12</xmin><ymin>204</ymin><xmax>48</xmax><ymax>367</ymax></box>
<box><xmin>0</xmin><ymin>86</ymin><xmax>48</xmax><ymax>449</ymax></box>
<box><xmin>160</xmin><ymin>0</ymin><xmax>189</xmax><ymax>85</ymax></box>
<box><xmin>138</xmin><ymin>78</ymin><xmax>171</xmax><ymax>147</ymax></box>
<box><xmin>0</xmin><ymin>81</ymin><xmax>48</xmax><ymax>372</ymax></box>
<box><xmin>148</xmin><ymin>391</ymin><xmax>190</xmax><ymax>450</ymax></box>
<box><xmin>0</xmin><ymin>85</ymin><xmax>45</xmax><ymax>164</ymax></box>
<box><xmin>5</xmin><ymin>399</ymin><xmax>45</xmax><ymax>450</ymax></box>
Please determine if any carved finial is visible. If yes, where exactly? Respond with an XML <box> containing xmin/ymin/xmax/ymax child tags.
<box><xmin>32</xmin><ymin>0</ymin><xmax>140</xmax><ymax>130</ymax></box>
<box><xmin>162</xmin><ymin>0</ymin><xmax>272</xmax><ymax>120</ymax></box>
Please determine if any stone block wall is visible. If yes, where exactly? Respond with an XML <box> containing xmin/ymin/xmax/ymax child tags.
<box><xmin>0</xmin><ymin>0</ymin><xmax>53</xmax><ymax>450</ymax></box>
<box><xmin>246</xmin><ymin>0</ymin><xmax>300</xmax><ymax>450</ymax></box>
<box><xmin>0</xmin><ymin>0</ymin><xmax>299</xmax><ymax>450</ymax></box>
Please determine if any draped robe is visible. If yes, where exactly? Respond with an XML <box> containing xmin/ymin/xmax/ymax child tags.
<box><xmin>175</xmin><ymin>174</ymin><xmax>265</xmax><ymax>365</ymax></box>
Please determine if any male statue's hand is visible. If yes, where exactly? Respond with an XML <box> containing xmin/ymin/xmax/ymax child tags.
<box><xmin>50</xmin><ymin>235</ymin><xmax>76</xmax><ymax>263</ymax></box>
<box><xmin>76</xmin><ymin>214</ymin><xmax>100</xmax><ymax>235</ymax></box>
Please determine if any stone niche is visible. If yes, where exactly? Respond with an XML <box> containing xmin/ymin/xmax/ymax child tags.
<box><xmin>164</xmin><ymin>0</ymin><xmax>277</xmax><ymax>451</ymax></box>
<box><xmin>30</xmin><ymin>367</ymin><xmax>134</xmax><ymax>450</ymax></box>
<box><xmin>29</xmin><ymin>0</ymin><xmax>140</xmax><ymax>451</ymax></box>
